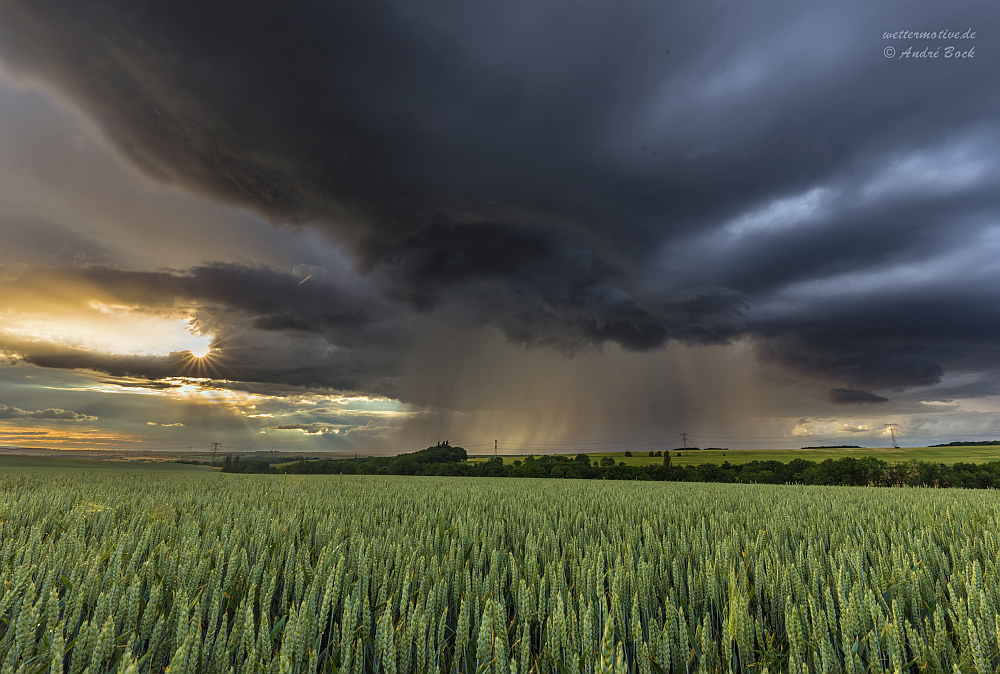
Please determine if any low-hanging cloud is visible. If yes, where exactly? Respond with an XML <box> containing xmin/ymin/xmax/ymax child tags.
<box><xmin>268</xmin><ymin>424</ymin><xmax>340</xmax><ymax>435</ymax></box>
<box><xmin>0</xmin><ymin>403</ymin><xmax>96</xmax><ymax>421</ymax></box>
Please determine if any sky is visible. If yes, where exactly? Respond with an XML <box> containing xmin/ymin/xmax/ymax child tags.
<box><xmin>0</xmin><ymin>0</ymin><xmax>998</xmax><ymax>453</ymax></box>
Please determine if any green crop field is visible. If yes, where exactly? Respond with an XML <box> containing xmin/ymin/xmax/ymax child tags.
<box><xmin>470</xmin><ymin>445</ymin><xmax>1000</xmax><ymax>467</ymax></box>
<box><xmin>2</xmin><ymin>470</ymin><xmax>999</xmax><ymax>673</ymax></box>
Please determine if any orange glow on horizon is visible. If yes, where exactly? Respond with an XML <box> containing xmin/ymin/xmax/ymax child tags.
<box><xmin>0</xmin><ymin>422</ymin><xmax>146</xmax><ymax>449</ymax></box>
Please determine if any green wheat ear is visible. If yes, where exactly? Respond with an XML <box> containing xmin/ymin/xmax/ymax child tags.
<box><xmin>599</xmin><ymin>615</ymin><xmax>616</xmax><ymax>674</ymax></box>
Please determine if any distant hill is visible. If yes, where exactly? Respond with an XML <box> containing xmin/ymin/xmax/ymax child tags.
<box><xmin>801</xmin><ymin>445</ymin><xmax>863</xmax><ymax>449</ymax></box>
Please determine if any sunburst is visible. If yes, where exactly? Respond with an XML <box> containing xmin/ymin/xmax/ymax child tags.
<box><xmin>177</xmin><ymin>343</ymin><xmax>229</xmax><ymax>379</ymax></box>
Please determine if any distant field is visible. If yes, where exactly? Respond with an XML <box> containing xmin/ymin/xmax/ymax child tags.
<box><xmin>468</xmin><ymin>445</ymin><xmax>1000</xmax><ymax>466</ymax></box>
<box><xmin>0</xmin><ymin>455</ymin><xmax>211</xmax><ymax>471</ymax></box>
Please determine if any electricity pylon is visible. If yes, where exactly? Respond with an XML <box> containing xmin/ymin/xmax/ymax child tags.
<box><xmin>884</xmin><ymin>424</ymin><xmax>899</xmax><ymax>449</ymax></box>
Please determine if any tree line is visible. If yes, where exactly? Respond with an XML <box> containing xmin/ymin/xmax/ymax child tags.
<box><xmin>208</xmin><ymin>442</ymin><xmax>1000</xmax><ymax>488</ymax></box>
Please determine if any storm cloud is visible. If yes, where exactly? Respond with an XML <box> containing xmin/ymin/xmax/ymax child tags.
<box><xmin>0</xmin><ymin>0</ymin><xmax>998</xmax><ymax>404</ymax></box>
<box><xmin>828</xmin><ymin>389</ymin><xmax>889</xmax><ymax>405</ymax></box>
<box><xmin>0</xmin><ymin>262</ymin><xmax>409</xmax><ymax>395</ymax></box>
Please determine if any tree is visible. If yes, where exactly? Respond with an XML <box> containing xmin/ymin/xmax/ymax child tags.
<box><xmin>624</xmin><ymin>451</ymin><xmax>632</xmax><ymax>457</ymax></box>
<box><xmin>600</xmin><ymin>456</ymin><xmax>615</xmax><ymax>467</ymax></box>
<box><xmin>663</xmin><ymin>452</ymin><xmax>671</xmax><ymax>469</ymax></box>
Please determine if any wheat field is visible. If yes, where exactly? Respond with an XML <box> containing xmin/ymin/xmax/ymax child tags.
<box><xmin>1</xmin><ymin>471</ymin><xmax>998</xmax><ymax>673</ymax></box>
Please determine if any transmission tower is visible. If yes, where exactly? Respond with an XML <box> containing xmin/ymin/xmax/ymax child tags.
<box><xmin>681</xmin><ymin>432</ymin><xmax>688</xmax><ymax>449</ymax></box>
<box><xmin>211</xmin><ymin>442</ymin><xmax>222</xmax><ymax>463</ymax></box>
<box><xmin>884</xmin><ymin>424</ymin><xmax>899</xmax><ymax>449</ymax></box>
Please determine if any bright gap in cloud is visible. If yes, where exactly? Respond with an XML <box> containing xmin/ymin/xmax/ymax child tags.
<box><xmin>723</xmin><ymin>187</ymin><xmax>830</xmax><ymax>237</ymax></box>
<box><xmin>861</xmin><ymin>136</ymin><xmax>998</xmax><ymax>201</ymax></box>
<box><xmin>0</xmin><ymin>307</ymin><xmax>211</xmax><ymax>357</ymax></box>
<box><xmin>921</xmin><ymin>396</ymin><xmax>1000</xmax><ymax>414</ymax></box>
<box><xmin>791</xmin><ymin>419</ymin><xmax>887</xmax><ymax>438</ymax></box>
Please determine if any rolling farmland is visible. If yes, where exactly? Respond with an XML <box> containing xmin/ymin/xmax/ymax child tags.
<box><xmin>470</xmin><ymin>445</ymin><xmax>1000</xmax><ymax>467</ymax></box>
<box><xmin>1</xmin><ymin>470</ymin><xmax>999</xmax><ymax>672</ymax></box>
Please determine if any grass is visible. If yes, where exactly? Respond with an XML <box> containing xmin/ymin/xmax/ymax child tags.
<box><xmin>468</xmin><ymin>445</ymin><xmax>1000</xmax><ymax>466</ymax></box>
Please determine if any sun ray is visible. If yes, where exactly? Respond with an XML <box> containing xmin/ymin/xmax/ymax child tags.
<box><xmin>176</xmin><ymin>346</ymin><xmax>229</xmax><ymax>380</ymax></box>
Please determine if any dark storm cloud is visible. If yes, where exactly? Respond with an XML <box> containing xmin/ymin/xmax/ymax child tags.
<box><xmin>751</xmin><ymin>287</ymin><xmax>1000</xmax><ymax>390</ymax></box>
<box><xmin>1</xmin><ymin>0</ymin><xmax>999</xmax><ymax>395</ymax></box>
<box><xmin>828</xmin><ymin>389</ymin><xmax>889</xmax><ymax>405</ymax></box>
<box><xmin>2</xmin><ymin>335</ymin><xmax>391</xmax><ymax>394</ymax></box>
<box><xmin>0</xmin><ymin>263</ymin><xmax>408</xmax><ymax>393</ymax></box>
<box><xmin>98</xmin><ymin>378</ymin><xmax>182</xmax><ymax>391</ymax></box>
<box><xmin>0</xmin><ymin>262</ymin><xmax>396</xmax><ymax>352</ymax></box>
<box><xmin>74</xmin><ymin>263</ymin><xmax>393</xmax><ymax>347</ymax></box>
<box><xmin>758</xmin><ymin>331</ymin><xmax>944</xmax><ymax>391</ymax></box>
<box><xmin>0</xmin><ymin>403</ymin><xmax>96</xmax><ymax>421</ymax></box>
<box><xmin>377</xmin><ymin>220</ymin><xmax>745</xmax><ymax>351</ymax></box>
<box><xmin>0</xmin><ymin>0</ymin><xmax>749</xmax><ymax>356</ymax></box>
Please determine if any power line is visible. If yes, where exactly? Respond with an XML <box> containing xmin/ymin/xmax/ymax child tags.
<box><xmin>501</xmin><ymin>433</ymin><xmax>874</xmax><ymax>446</ymax></box>
<box><xmin>461</xmin><ymin>429</ymin><xmax>945</xmax><ymax>447</ymax></box>
<box><xmin>476</xmin><ymin>436</ymin><xmax>682</xmax><ymax>447</ymax></box>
